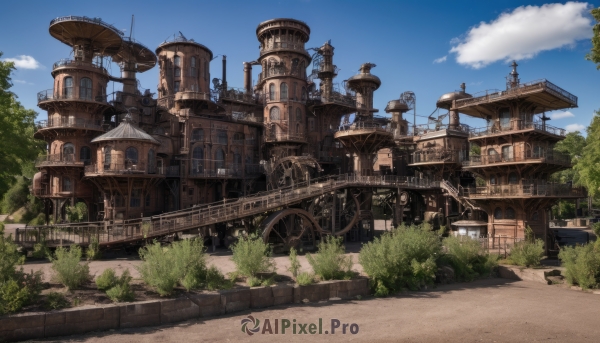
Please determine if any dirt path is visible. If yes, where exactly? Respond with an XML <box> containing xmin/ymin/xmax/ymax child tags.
<box><xmin>30</xmin><ymin>278</ymin><xmax>600</xmax><ymax>343</ymax></box>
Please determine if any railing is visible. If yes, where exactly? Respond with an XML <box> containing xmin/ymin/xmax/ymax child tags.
<box><xmin>455</xmin><ymin>79</ymin><xmax>578</xmax><ymax>108</ymax></box>
<box><xmin>35</xmin><ymin>118</ymin><xmax>104</xmax><ymax>131</ymax></box>
<box><xmin>257</xmin><ymin>68</ymin><xmax>307</xmax><ymax>84</ymax></box>
<box><xmin>50</xmin><ymin>16</ymin><xmax>124</xmax><ymax>36</ymax></box>
<box><xmin>85</xmin><ymin>162</ymin><xmax>166</xmax><ymax>176</ymax></box>
<box><xmin>337</xmin><ymin>121</ymin><xmax>393</xmax><ymax>134</ymax></box>
<box><xmin>157</xmin><ymin>96</ymin><xmax>174</xmax><ymax>109</ymax></box>
<box><xmin>35</xmin><ymin>154</ymin><xmax>84</xmax><ymax>167</ymax></box>
<box><xmin>265</xmin><ymin>132</ymin><xmax>306</xmax><ymax>142</ymax></box>
<box><xmin>219</xmin><ymin>87</ymin><xmax>260</xmax><ymax>104</ymax></box>
<box><xmin>410</xmin><ymin>150</ymin><xmax>463</xmax><ymax>164</ymax></box>
<box><xmin>166</xmin><ymin>166</ymin><xmax>181</xmax><ymax>177</ymax></box>
<box><xmin>17</xmin><ymin>173</ymin><xmax>439</xmax><ymax>247</ymax></box>
<box><xmin>307</xmin><ymin>91</ymin><xmax>356</xmax><ymax>107</ymax></box>
<box><xmin>37</xmin><ymin>89</ymin><xmax>108</xmax><ymax>104</ymax></box>
<box><xmin>461</xmin><ymin>183</ymin><xmax>585</xmax><ymax>198</ymax></box>
<box><xmin>462</xmin><ymin>150</ymin><xmax>571</xmax><ymax>167</ymax></box>
<box><xmin>469</xmin><ymin>119</ymin><xmax>566</xmax><ymax>138</ymax></box>
<box><xmin>52</xmin><ymin>59</ymin><xmax>107</xmax><ymax>74</ymax></box>
<box><xmin>175</xmin><ymin>91</ymin><xmax>213</xmax><ymax>102</ymax></box>
<box><xmin>260</xmin><ymin>42</ymin><xmax>308</xmax><ymax>55</ymax></box>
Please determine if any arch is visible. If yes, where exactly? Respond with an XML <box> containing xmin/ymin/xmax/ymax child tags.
<box><xmin>280</xmin><ymin>82</ymin><xmax>288</xmax><ymax>100</ymax></box>
<box><xmin>148</xmin><ymin>149</ymin><xmax>156</xmax><ymax>174</ymax></box>
<box><xmin>296</xmin><ymin>108</ymin><xmax>302</xmax><ymax>122</ymax></box>
<box><xmin>79</xmin><ymin>146</ymin><xmax>91</xmax><ymax>163</ymax></box>
<box><xmin>494</xmin><ymin>207</ymin><xmax>503</xmax><ymax>220</ymax></box>
<box><xmin>505</xmin><ymin>207</ymin><xmax>515</xmax><ymax>219</ymax></box>
<box><xmin>79</xmin><ymin>77</ymin><xmax>92</xmax><ymax>100</ymax></box>
<box><xmin>215</xmin><ymin>148</ymin><xmax>225</xmax><ymax>170</ymax></box>
<box><xmin>191</xmin><ymin>128</ymin><xmax>204</xmax><ymax>141</ymax></box>
<box><xmin>270</xmin><ymin>106</ymin><xmax>280</xmax><ymax>121</ymax></box>
<box><xmin>192</xmin><ymin>146</ymin><xmax>204</xmax><ymax>174</ymax></box>
<box><xmin>63</xmin><ymin>143</ymin><xmax>75</xmax><ymax>162</ymax></box>
<box><xmin>531</xmin><ymin>211</ymin><xmax>539</xmax><ymax>221</ymax></box>
<box><xmin>62</xmin><ymin>176</ymin><xmax>72</xmax><ymax>192</ymax></box>
<box><xmin>63</xmin><ymin>77</ymin><xmax>73</xmax><ymax>98</ymax></box>
<box><xmin>269</xmin><ymin>83</ymin><xmax>276</xmax><ymax>101</ymax></box>
<box><xmin>125</xmin><ymin>147</ymin><xmax>138</xmax><ymax>165</ymax></box>
<box><xmin>104</xmin><ymin>146</ymin><xmax>113</xmax><ymax>169</ymax></box>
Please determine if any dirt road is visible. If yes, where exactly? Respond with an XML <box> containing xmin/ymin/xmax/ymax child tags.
<box><xmin>32</xmin><ymin>278</ymin><xmax>600</xmax><ymax>343</ymax></box>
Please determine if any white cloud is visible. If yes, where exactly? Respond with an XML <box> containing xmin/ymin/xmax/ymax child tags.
<box><xmin>13</xmin><ymin>79</ymin><xmax>34</xmax><ymax>85</ymax></box>
<box><xmin>2</xmin><ymin>55</ymin><xmax>42</xmax><ymax>69</ymax></box>
<box><xmin>550</xmin><ymin>111</ymin><xmax>575</xmax><ymax>120</ymax></box>
<box><xmin>433</xmin><ymin>55</ymin><xmax>447</xmax><ymax>64</ymax></box>
<box><xmin>565</xmin><ymin>123</ymin><xmax>585</xmax><ymax>132</ymax></box>
<box><xmin>449</xmin><ymin>2</ymin><xmax>593</xmax><ymax>69</ymax></box>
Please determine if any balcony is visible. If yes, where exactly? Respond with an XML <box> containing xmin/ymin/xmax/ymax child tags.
<box><xmin>35</xmin><ymin>154</ymin><xmax>85</xmax><ymax>168</ymax></box>
<box><xmin>264</xmin><ymin>132</ymin><xmax>307</xmax><ymax>143</ymax></box>
<box><xmin>219</xmin><ymin>87</ymin><xmax>261</xmax><ymax>105</ymax></box>
<box><xmin>307</xmin><ymin>91</ymin><xmax>356</xmax><ymax>108</ymax></box>
<box><xmin>259</xmin><ymin>42</ymin><xmax>309</xmax><ymax>57</ymax></box>
<box><xmin>175</xmin><ymin>91</ymin><xmax>212</xmax><ymax>102</ymax></box>
<box><xmin>462</xmin><ymin>150</ymin><xmax>571</xmax><ymax>168</ymax></box>
<box><xmin>35</xmin><ymin>118</ymin><xmax>104</xmax><ymax>132</ymax></box>
<box><xmin>189</xmin><ymin>163</ymin><xmax>262</xmax><ymax>179</ymax></box>
<box><xmin>52</xmin><ymin>59</ymin><xmax>108</xmax><ymax>75</ymax></box>
<box><xmin>409</xmin><ymin>149</ymin><xmax>464</xmax><ymax>166</ymax></box>
<box><xmin>37</xmin><ymin>89</ymin><xmax>108</xmax><ymax>107</ymax></box>
<box><xmin>469</xmin><ymin>119</ymin><xmax>566</xmax><ymax>139</ymax></box>
<box><xmin>85</xmin><ymin>163</ymin><xmax>166</xmax><ymax>177</ymax></box>
<box><xmin>461</xmin><ymin>182</ymin><xmax>585</xmax><ymax>199</ymax></box>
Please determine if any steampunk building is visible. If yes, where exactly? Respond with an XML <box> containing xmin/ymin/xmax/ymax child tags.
<box><xmin>28</xmin><ymin>16</ymin><xmax>583</xmax><ymax>252</ymax></box>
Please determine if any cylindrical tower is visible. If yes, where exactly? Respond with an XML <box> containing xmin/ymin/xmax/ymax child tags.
<box><xmin>256</xmin><ymin>18</ymin><xmax>311</xmax><ymax>147</ymax></box>
<box><xmin>347</xmin><ymin>63</ymin><xmax>381</xmax><ymax>119</ymax></box>
<box><xmin>317</xmin><ymin>41</ymin><xmax>335</xmax><ymax>100</ymax></box>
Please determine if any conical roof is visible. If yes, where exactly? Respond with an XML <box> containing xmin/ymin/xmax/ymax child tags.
<box><xmin>91</xmin><ymin>115</ymin><xmax>160</xmax><ymax>144</ymax></box>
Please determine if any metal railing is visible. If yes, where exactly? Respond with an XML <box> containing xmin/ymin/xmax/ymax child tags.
<box><xmin>175</xmin><ymin>91</ymin><xmax>213</xmax><ymax>102</ymax></box>
<box><xmin>462</xmin><ymin>150</ymin><xmax>571</xmax><ymax>167</ymax></box>
<box><xmin>35</xmin><ymin>118</ymin><xmax>104</xmax><ymax>131</ymax></box>
<box><xmin>308</xmin><ymin>91</ymin><xmax>356</xmax><ymax>107</ymax></box>
<box><xmin>219</xmin><ymin>87</ymin><xmax>260</xmax><ymax>104</ymax></box>
<box><xmin>50</xmin><ymin>16</ymin><xmax>124</xmax><ymax>36</ymax></box>
<box><xmin>461</xmin><ymin>183</ymin><xmax>585</xmax><ymax>198</ymax></box>
<box><xmin>469</xmin><ymin>119</ymin><xmax>566</xmax><ymax>138</ymax></box>
<box><xmin>260</xmin><ymin>42</ymin><xmax>308</xmax><ymax>55</ymax></box>
<box><xmin>35</xmin><ymin>154</ymin><xmax>84</xmax><ymax>167</ymax></box>
<box><xmin>85</xmin><ymin>162</ymin><xmax>166</xmax><ymax>176</ymax></box>
<box><xmin>410</xmin><ymin>150</ymin><xmax>463</xmax><ymax>164</ymax></box>
<box><xmin>52</xmin><ymin>59</ymin><xmax>107</xmax><ymax>74</ymax></box>
<box><xmin>265</xmin><ymin>132</ymin><xmax>306</xmax><ymax>142</ymax></box>
<box><xmin>37</xmin><ymin>89</ymin><xmax>108</xmax><ymax>104</ymax></box>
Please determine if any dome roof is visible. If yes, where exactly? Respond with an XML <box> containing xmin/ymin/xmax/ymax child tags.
<box><xmin>91</xmin><ymin>115</ymin><xmax>160</xmax><ymax>144</ymax></box>
<box><xmin>347</xmin><ymin>63</ymin><xmax>381</xmax><ymax>90</ymax></box>
<box><xmin>436</xmin><ymin>91</ymin><xmax>472</xmax><ymax>109</ymax></box>
<box><xmin>385</xmin><ymin>99</ymin><xmax>409</xmax><ymax>113</ymax></box>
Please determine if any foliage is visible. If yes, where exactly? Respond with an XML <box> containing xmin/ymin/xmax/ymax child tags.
<box><xmin>0</xmin><ymin>176</ymin><xmax>29</xmax><ymax>214</ymax></box>
<box><xmin>296</xmin><ymin>272</ymin><xmax>314</xmax><ymax>286</ymax></box>
<box><xmin>288</xmin><ymin>247</ymin><xmax>301</xmax><ymax>278</ymax></box>
<box><xmin>28</xmin><ymin>213</ymin><xmax>46</xmax><ymax>226</ymax></box>
<box><xmin>49</xmin><ymin>245</ymin><xmax>91</xmax><ymax>291</ymax></box>
<box><xmin>205</xmin><ymin>265</ymin><xmax>231</xmax><ymax>291</ymax></box>
<box><xmin>559</xmin><ymin>243</ymin><xmax>600</xmax><ymax>290</ymax></box>
<box><xmin>574</xmin><ymin>110</ymin><xmax>600</xmax><ymax>197</ymax></box>
<box><xmin>359</xmin><ymin>224</ymin><xmax>442</xmax><ymax>296</ymax></box>
<box><xmin>306</xmin><ymin>236</ymin><xmax>353</xmax><ymax>281</ymax></box>
<box><xmin>230</xmin><ymin>233</ymin><xmax>275</xmax><ymax>278</ymax></box>
<box><xmin>442</xmin><ymin>236</ymin><xmax>498</xmax><ymax>281</ymax></box>
<box><xmin>469</xmin><ymin>143</ymin><xmax>481</xmax><ymax>156</ymax></box>
<box><xmin>86</xmin><ymin>236</ymin><xmax>102</xmax><ymax>260</ymax></box>
<box><xmin>551</xmin><ymin>201</ymin><xmax>576</xmax><ymax>220</ymax></box>
<box><xmin>586</xmin><ymin>7</ymin><xmax>600</xmax><ymax>69</ymax></box>
<box><xmin>0</xmin><ymin>231</ymin><xmax>24</xmax><ymax>282</ymax></box>
<box><xmin>66</xmin><ymin>202</ymin><xmax>88</xmax><ymax>223</ymax></box>
<box><xmin>96</xmin><ymin>268</ymin><xmax>118</xmax><ymax>291</ymax></box>
<box><xmin>106</xmin><ymin>282</ymin><xmax>135</xmax><ymax>303</ymax></box>
<box><xmin>247</xmin><ymin>276</ymin><xmax>262</xmax><ymax>287</ymax></box>
<box><xmin>508</xmin><ymin>239</ymin><xmax>545</xmax><ymax>267</ymax></box>
<box><xmin>96</xmin><ymin>268</ymin><xmax>134</xmax><ymax>302</ymax></box>
<box><xmin>0</xmin><ymin>53</ymin><xmax>45</xmax><ymax>197</ymax></box>
<box><xmin>45</xmin><ymin>292</ymin><xmax>69</xmax><ymax>310</ymax></box>
<box><xmin>31</xmin><ymin>239</ymin><xmax>51</xmax><ymax>259</ymax></box>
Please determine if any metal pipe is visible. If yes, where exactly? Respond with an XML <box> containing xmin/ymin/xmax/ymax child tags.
<box><xmin>222</xmin><ymin>55</ymin><xmax>227</xmax><ymax>91</ymax></box>
<box><xmin>243</xmin><ymin>62</ymin><xmax>252</xmax><ymax>94</ymax></box>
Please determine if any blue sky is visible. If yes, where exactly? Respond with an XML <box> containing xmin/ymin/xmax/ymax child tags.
<box><xmin>2</xmin><ymin>0</ymin><xmax>599</xmax><ymax>133</ymax></box>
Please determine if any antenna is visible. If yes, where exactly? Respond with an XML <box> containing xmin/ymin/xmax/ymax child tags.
<box><xmin>129</xmin><ymin>15</ymin><xmax>134</xmax><ymax>40</ymax></box>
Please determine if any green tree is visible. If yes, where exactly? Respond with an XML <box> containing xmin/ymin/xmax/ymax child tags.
<box><xmin>586</xmin><ymin>7</ymin><xmax>600</xmax><ymax>69</ymax></box>
<box><xmin>0</xmin><ymin>52</ymin><xmax>45</xmax><ymax>197</ymax></box>
<box><xmin>574</xmin><ymin>111</ymin><xmax>600</xmax><ymax>197</ymax></box>
<box><xmin>66</xmin><ymin>202</ymin><xmax>88</xmax><ymax>223</ymax></box>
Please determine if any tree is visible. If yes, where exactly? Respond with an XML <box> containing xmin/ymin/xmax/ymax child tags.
<box><xmin>551</xmin><ymin>131</ymin><xmax>586</xmax><ymax>184</ymax></box>
<box><xmin>0</xmin><ymin>52</ymin><xmax>45</xmax><ymax>196</ymax></box>
<box><xmin>586</xmin><ymin>7</ymin><xmax>600</xmax><ymax>69</ymax></box>
<box><xmin>574</xmin><ymin>111</ymin><xmax>600</xmax><ymax>197</ymax></box>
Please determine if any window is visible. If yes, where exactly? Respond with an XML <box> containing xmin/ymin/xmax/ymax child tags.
<box><xmin>531</xmin><ymin>211</ymin><xmax>539</xmax><ymax>221</ymax></box>
<box><xmin>80</xmin><ymin>77</ymin><xmax>92</xmax><ymax>100</ymax></box>
<box><xmin>104</xmin><ymin>146</ymin><xmax>112</xmax><ymax>169</ymax></box>
<box><xmin>487</xmin><ymin>148</ymin><xmax>499</xmax><ymax>163</ymax></box>
<box><xmin>502</xmin><ymin>145</ymin><xmax>513</xmax><ymax>162</ymax></box>
<box><xmin>148</xmin><ymin>149</ymin><xmax>155</xmax><ymax>174</ymax></box>
<box><xmin>309</xmin><ymin>118</ymin><xmax>315</xmax><ymax>130</ymax></box>
<box><xmin>499</xmin><ymin>108</ymin><xmax>510</xmax><ymax>129</ymax></box>
<box><xmin>191</xmin><ymin>56</ymin><xmax>196</xmax><ymax>76</ymax></box>
<box><xmin>62</xmin><ymin>177</ymin><xmax>72</xmax><ymax>192</ymax></box>
<box><xmin>174</xmin><ymin>68</ymin><xmax>181</xmax><ymax>77</ymax></box>
<box><xmin>174</xmin><ymin>81</ymin><xmax>180</xmax><ymax>93</ymax></box>
<box><xmin>296</xmin><ymin>108</ymin><xmax>302</xmax><ymax>122</ymax></box>
<box><xmin>188</xmin><ymin>188</ymin><xmax>194</xmax><ymax>196</ymax></box>
<box><xmin>269</xmin><ymin>83</ymin><xmax>276</xmax><ymax>101</ymax></box>
<box><xmin>233</xmin><ymin>152</ymin><xmax>242</xmax><ymax>167</ymax></box>
<box><xmin>280</xmin><ymin>83</ymin><xmax>288</xmax><ymax>100</ymax></box>
<box><xmin>508</xmin><ymin>172</ymin><xmax>518</xmax><ymax>185</ymax></box>
<box><xmin>494</xmin><ymin>207</ymin><xmax>503</xmax><ymax>220</ymax></box>
<box><xmin>130</xmin><ymin>189</ymin><xmax>141</xmax><ymax>208</ymax></box>
<box><xmin>505</xmin><ymin>207</ymin><xmax>515</xmax><ymax>219</ymax></box>
<box><xmin>192</xmin><ymin>147</ymin><xmax>204</xmax><ymax>173</ymax></box>
<box><xmin>63</xmin><ymin>77</ymin><xmax>73</xmax><ymax>99</ymax></box>
<box><xmin>191</xmin><ymin>128</ymin><xmax>204</xmax><ymax>141</ymax></box>
<box><xmin>301</xmin><ymin>86</ymin><xmax>306</xmax><ymax>101</ymax></box>
<box><xmin>145</xmin><ymin>193</ymin><xmax>151</xmax><ymax>207</ymax></box>
<box><xmin>174</xmin><ymin>55</ymin><xmax>181</xmax><ymax>67</ymax></box>
<box><xmin>63</xmin><ymin>143</ymin><xmax>75</xmax><ymax>162</ymax></box>
<box><xmin>217</xmin><ymin>130</ymin><xmax>228</xmax><ymax>144</ymax></box>
<box><xmin>125</xmin><ymin>147</ymin><xmax>138</xmax><ymax>165</ymax></box>
<box><xmin>490</xmin><ymin>175</ymin><xmax>497</xmax><ymax>185</ymax></box>
<box><xmin>215</xmin><ymin>148</ymin><xmax>225</xmax><ymax>170</ymax></box>
<box><xmin>80</xmin><ymin>146</ymin><xmax>91</xmax><ymax>163</ymax></box>
<box><xmin>270</xmin><ymin>106</ymin><xmax>280</xmax><ymax>121</ymax></box>
<box><xmin>233</xmin><ymin>132</ymin><xmax>244</xmax><ymax>142</ymax></box>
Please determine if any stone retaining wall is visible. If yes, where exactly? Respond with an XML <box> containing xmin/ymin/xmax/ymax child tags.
<box><xmin>0</xmin><ymin>278</ymin><xmax>369</xmax><ymax>342</ymax></box>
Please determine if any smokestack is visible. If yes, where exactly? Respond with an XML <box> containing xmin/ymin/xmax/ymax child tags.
<box><xmin>222</xmin><ymin>55</ymin><xmax>227</xmax><ymax>90</ymax></box>
<box><xmin>243</xmin><ymin>62</ymin><xmax>252</xmax><ymax>94</ymax></box>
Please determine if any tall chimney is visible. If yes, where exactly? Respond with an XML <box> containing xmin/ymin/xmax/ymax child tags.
<box><xmin>243</xmin><ymin>62</ymin><xmax>252</xmax><ymax>94</ymax></box>
<box><xmin>222</xmin><ymin>55</ymin><xmax>227</xmax><ymax>90</ymax></box>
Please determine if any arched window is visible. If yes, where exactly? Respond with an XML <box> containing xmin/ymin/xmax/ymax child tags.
<box><xmin>125</xmin><ymin>147</ymin><xmax>138</xmax><ymax>165</ymax></box>
<box><xmin>269</xmin><ymin>83</ymin><xmax>276</xmax><ymax>101</ymax></box>
<box><xmin>508</xmin><ymin>172</ymin><xmax>518</xmax><ymax>185</ymax></box>
<box><xmin>62</xmin><ymin>177</ymin><xmax>72</xmax><ymax>192</ymax></box>
<box><xmin>104</xmin><ymin>146</ymin><xmax>112</xmax><ymax>169</ymax></box>
<box><xmin>301</xmin><ymin>87</ymin><xmax>307</xmax><ymax>101</ymax></box>
<box><xmin>79</xmin><ymin>77</ymin><xmax>92</xmax><ymax>100</ymax></box>
<box><xmin>192</xmin><ymin>146</ymin><xmax>204</xmax><ymax>174</ymax></box>
<box><xmin>505</xmin><ymin>207</ymin><xmax>515</xmax><ymax>219</ymax></box>
<box><xmin>270</xmin><ymin>106</ymin><xmax>280</xmax><ymax>121</ymax></box>
<box><xmin>63</xmin><ymin>77</ymin><xmax>73</xmax><ymax>98</ymax></box>
<box><xmin>80</xmin><ymin>146</ymin><xmax>91</xmax><ymax>164</ymax></box>
<box><xmin>499</xmin><ymin>108</ymin><xmax>510</xmax><ymax>129</ymax></box>
<box><xmin>494</xmin><ymin>207</ymin><xmax>503</xmax><ymax>220</ymax></box>
<box><xmin>280</xmin><ymin>83</ymin><xmax>288</xmax><ymax>100</ymax></box>
<box><xmin>488</xmin><ymin>148</ymin><xmax>499</xmax><ymax>163</ymax></box>
<box><xmin>148</xmin><ymin>149</ymin><xmax>155</xmax><ymax>174</ymax></box>
<box><xmin>191</xmin><ymin>57</ymin><xmax>196</xmax><ymax>76</ymax></box>
<box><xmin>233</xmin><ymin>132</ymin><xmax>244</xmax><ymax>143</ymax></box>
<box><xmin>296</xmin><ymin>108</ymin><xmax>302</xmax><ymax>122</ymax></box>
<box><xmin>174</xmin><ymin>55</ymin><xmax>181</xmax><ymax>67</ymax></box>
<box><xmin>215</xmin><ymin>148</ymin><xmax>225</xmax><ymax>170</ymax></box>
<box><xmin>192</xmin><ymin>128</ymin><xmax>204</xmax><ymax>141</ymax></box>
<box><xmin>502</xmin><ymin>145</ymin><xmax>513</xmax><ymax>162</ymax></box>
<box><xmin>233</xmin><ymin>152</ymin><xmax>242</xmax><ymax>167</ymax></box>
<box><xmin>63</xmin><ymin>143</ymin><xmax>75</xmax><ymax>162</ymax></box>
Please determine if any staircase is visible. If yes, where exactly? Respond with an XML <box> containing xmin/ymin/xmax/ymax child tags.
<box><xmin>440</xmin><ymin>180</ymin><xmax>482</xmax><ymax>212</ymax></box>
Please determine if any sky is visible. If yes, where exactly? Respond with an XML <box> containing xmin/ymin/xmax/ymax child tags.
<box><xmin>1</xmin><ymin>0</ymin><xmax>599</xmax><ymax>134</ymax></box>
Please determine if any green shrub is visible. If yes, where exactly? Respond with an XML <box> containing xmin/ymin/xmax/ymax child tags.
<box><xmin>247</xmin><ymin>276</ymin><xmax>262</xmax><ymax>287</ymax></box>
<box><xmin>45</xmin><ymin>292</ymin><xmax>69</xmax><ymax>310</ymax></box>
<box><xmin>66</xmin><ymin>202</ymin><xmax>88</xmax><ymax>223</ymax></box>
<box><xmin>442</xmin><ymin>235</ymin><xmax>498</xmax><ymax>281</ymax></box>
<box><xmin>28</xmin><ymin>213</ymin><xmax>46</xmax><ymax>226</ymax></box>
<box><xmin>359</xmin><ymin>224</ymin><xmax>442</xmax><ymax>296</ymax></box>
<box><xmin>307</xmin><ymin>236</ymin><xmax>353</xmax><ymax>281</ymax></box>
<box><xmin>49</xmin><ymin>245</ymin><xmax>91</xmax><ymax>291</ymax></box>
<box><xmin>106</xmin><ymin>283</ymin><xmax>135</xmax><ymax>302</ymax></box>
<box><xmin>1</xmin><ymin>177</ymin><xmax>29</xmax><ymax>214</ymax></box>
<box><xmin>0</xmin><ymin>231</ymin><xmax>24</xmax><ymax>282</ymax></box>
<box><xmin>559</xmin><ymin>244</ymin><xmax>600</xmax><ymax>290</ymax></box>
<box><xmin>205</xmin><ymin>266</ymin><xmax>231</xmax><ymax>290</ymax></box>
<box><xmin>296</xmin><ymin>272</ymin><xmax>314</xmax><ymax>286</ymax></box>
<box><xmin>230</xmin><ymin>233</ymin><xmax>275</xmax><ymax>277</ymax></box>
<box><xmin>97</xmin><ymin>269</ymin><xmax>134</xmax><ymax>302</ymax></box>
<box><xmin>508</xmin><ymin>239</ymin><xmax>545</xmax><ymax>267</ymax></box>
<box><xmin>288</xmin><ymin>247</ymin><xmax>301</xmax><ymax>278</ymax></box>
<box><xmin>86</xmin><ymin>236</ymin><xmax>102</xmax><ymax>260</ymax></box>
<box><xmin>96</xmin><ymin>268</ymin><xmax>118</xmax><ymax>291</ymax></box>
<box><xmin>31</xmin><ymin>239</ymin><xmax>50</xmax><ymax>259</ymax></box>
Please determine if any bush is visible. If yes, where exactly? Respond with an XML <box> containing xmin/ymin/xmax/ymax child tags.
<box><xmin>96</xmin><ymin>268</ymin><xmax>134</xmax><ymax>302</ymax></box>
<box><xmin>66</xmin><ymin>202</ymin><xmax>88</xmax><ymax>223</ymax></box>
<box><xmin>306</xmin><ymin>236</ymin><xmax>353</xmax><ymax>281</ymax></box>
<box><xmin>230</xmin><ymin>233</ymin><xmax>275</xmax><ymax>278</ymax></box>
<box><xmin>137</xmin><ymin>239</ymin><xmax>211</xmax><ymax>295</ymax></box>
<box><xmin>359</xmin><ymin>224</ymin><xmax>442</xmax><ymax>296</ymax></box>
<box><xmin>86</xmin><ymin>236</ymin><xmax>102</xmax><ymax>260</ymax></box>
<box><xmin>106</xmin><ymin>282</ymin><xmax>135</xmax><ymax>302</ymax></box>
<box><xmin>45</xmin><ymin>292</ymin><xmax>69</xmax><ymax>310</ymax></box>
<box><xmin>205</xmin><ymin>266</ymin><xmax>231</xmax><ymax>291</ymax></box>
<box><xmin>296</xmin><ymin>272</ymin><xmax>314</xmax><ymax>286</ymax></box>
<box><xmin>31</xmin><ymin>239</ymin><xmax>50</xmax><ymax>259</ymax></box>
<box><xmin>288</xmin><ymin>247</ymin><xmax>301</xmax><ymax>278</ymax></box>
<box><xmin>96</xmin><ymin>268</ymin><xmax>118</xmax><ymax>291</ymax></box>
<box><xmin>49</xmin><ymin>245</ymin><xmax>91</xmax><ymax>291</ymax></box>
<box><xmin>442</xmin><ymin>235</ymin><xmax>498</xmax><ymax>281</ymax></box>
<box><xmin>559</xmin><ymin>244</ymin><xmax>600</xmax><ymax>290</ymax></box>
<box><xmin>508</xmin><ymin>239</ymin><xmax>544</xmax><ymax>267</ymax></box>
<box><xmin>1</xmin><ymin>176</ymin><xmax>29</xmax><ymax>214</ymax></box>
